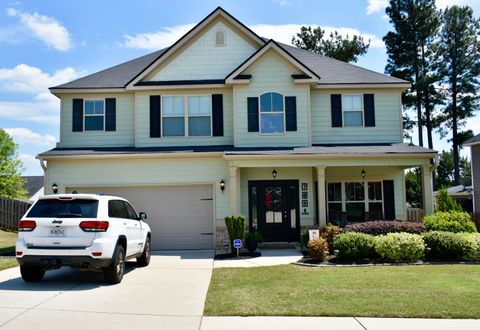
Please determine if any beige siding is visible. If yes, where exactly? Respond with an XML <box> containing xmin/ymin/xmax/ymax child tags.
<box><xmin>60</xmin><ymin>93</ymin><xmax>135</xmax><ymax>148</ymax></box>
<box><xmin>234</xmin><ymin>50</ymin><xmax>310</xmax><ymax>147</ymax></box>
<box><xmin>472</xmin><ymin>145</ymin><xmax>480</xmax><ymax>212</ymax></box>
<box><xmin>148</xmin><ymin>20</ymin><xmax>257</xmax><ymax>81</ymax></box>
<box><xmin>46</xmin><ymin>157</ymin><xmax>230</xmax><ymax>225</ymax></box>
<box><xmin>311</xmin><ymin>89</ymin><xmax>403</xmax><ymax>144</ymax></box>
<box><xmin>136</xmin><ymin>88</ymin><xmax>233</xmax><ymax>147</ymax></box>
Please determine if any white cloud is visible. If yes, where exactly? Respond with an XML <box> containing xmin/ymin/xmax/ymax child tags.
<box><xmin>367</xmin><ymin>0</ymin><xmax>480</xmax><ymax>15</ymax></box>
<box><xmin>123</xmin><ymin>23</ymin><xmax>384</xmax><ymax>50</ymax></box>
<box><xmin>19</xmin><ymin>153</ymin><xmax>41</xmax><ymax>174</ymax></box>
<box><xmin>0</xmin><ymin>64</ymin><xmax>79</xmax><ymax>93</ymax></box>
<box><xmin>6</xmin><ymin>7</ymin><xmax>72</xmax><ymax>51</ymax></box>
<box><xmin>0</xmin><ymin>100</ymin><xmax>59</xmax><ymax>125</ymax></box>
<box><xmin>123</xmin><ymin>24</ymin><xmax>195</xmax><ymax>50</ymax></box>
<box><xmin>5</xmin><ymin>128</ymin><xmax>56</xmax><ymax>147</ymax></box>
<box><xmin>367</xmin><ymin>0</ymin><xmax>388</xmax><ymax>15</ymax></box>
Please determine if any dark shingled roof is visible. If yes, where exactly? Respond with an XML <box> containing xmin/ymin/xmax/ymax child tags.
<box><xmin>52</xmin><ymin>48</ymin><xmax>167</xmax><ymax>89</ymax></box>
<box><xmin>51</xmin><ymin>29</ymin><xmax>408</xmax><ymax>89</ymax></box>
<box><xmin>464</xmin><ymin>133</ymin><xmax>480</xmax><ymax>146</ymax></box>
<box><xmin>38</xmin><ymin>143</ymin><xmax>435</xmax><ymax>158</ymax></box>
<box><xmin>22</xmin><ymin>176</ymin><xmax>44</xmax><ymax>197</ymax></box>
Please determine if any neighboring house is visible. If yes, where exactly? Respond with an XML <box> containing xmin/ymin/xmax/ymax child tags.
<box><xmin>433</xmin><ymin>184</ymin><xmax>473</xmax><ymax>213</ymax></box>
<box><xmin>39</xmin><ymin>7</ymin><xmax>437</xmax><ymax>250</ymax></box>
<box><xmin>464</xmin><ymin>134</ymin><xmax>480</xmax><ymax>213</ymax></box>
<box><xmin>22</xmin><ymin>176</ymin><xmax>44</xmax><ymax>202</ymax></box>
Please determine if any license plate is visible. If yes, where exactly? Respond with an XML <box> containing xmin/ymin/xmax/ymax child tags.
<box><xmin>50</xmin><ymin>228</ymin><xmax>66</xmax><ymax>237</ymax></box>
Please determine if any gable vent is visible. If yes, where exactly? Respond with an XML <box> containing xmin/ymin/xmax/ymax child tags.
<box><xmin>215</xmin><ymin>30</ymin><xmax>225</xmax><ymax>46</ymax></box>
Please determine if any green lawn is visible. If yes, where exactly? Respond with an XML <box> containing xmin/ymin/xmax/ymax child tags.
<box><xmin>0</xmin><ymin>258</ymin><xmax>18</xmax><ymax>271</ymax></box>
<box><xmin>0</xmin><ymin>230</ymin><xmax>17</xmax><ymax>254</ymax></box>
<box><xmin>205</xmin><ymin>264</ymin><xmax>480</xmax><ymax>318</ymax></box>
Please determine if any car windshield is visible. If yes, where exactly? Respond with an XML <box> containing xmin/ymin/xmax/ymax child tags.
<box><xmin>26</xmin><ymin>199</ymin><xmax>99</xmax><ymax>218</ymax></box>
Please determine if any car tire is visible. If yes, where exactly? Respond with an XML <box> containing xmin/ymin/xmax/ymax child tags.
<box><xmin>103</xmin><ymin>244</ymin><xmax>126</xmax><ymax>284</ymax></box>
<box><xmin>137</xmin><ymin>237</ymin><xmax>151</xmax><ymax>267</ymax></box>
<box><xmin>20</xmin><ymin>265</ymin><xmax>45</xmax><ymax>282</ymax></box>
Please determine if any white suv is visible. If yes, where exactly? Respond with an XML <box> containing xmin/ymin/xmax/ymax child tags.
<box><xmin>16</xmin><ymin>194</ymin><xmax>152</xmax><ymax>284</ymax></box>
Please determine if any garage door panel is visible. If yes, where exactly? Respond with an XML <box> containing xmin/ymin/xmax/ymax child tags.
<box><xmin>66</xmin><ymin>185</ymin><xmax>214</xmax><ymax>250</ymax></box>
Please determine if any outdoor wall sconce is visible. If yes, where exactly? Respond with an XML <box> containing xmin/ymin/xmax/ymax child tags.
<box><xmin>272</xmin><ymin>168</ymin><xmax>278</xmax><ymax>179</ymax></box>
<box><xmin>52</xmin><ymin>182</ymin><xmax>58</xmax><ymax>194</ymax></box>
<box><xmin>361</xmin><ymin>169</ymin><xmax>366</xmax><ymax>179</ymax></box>
<box><xmin>220</xmin><ymin>179</ymin><xmax>225</xmax><ymax>193</ymax></box>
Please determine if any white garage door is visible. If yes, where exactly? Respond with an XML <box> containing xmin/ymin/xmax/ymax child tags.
<box><xmin>66</xmin><ymin>185</ymin><xmax>214</xmax><ymax>250</ymax></box>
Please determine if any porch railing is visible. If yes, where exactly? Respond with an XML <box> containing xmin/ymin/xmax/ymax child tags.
<box><xmin>406</xmin><ymin>208</ymin><xmax>424</xmax><ymax>222</ymax></box>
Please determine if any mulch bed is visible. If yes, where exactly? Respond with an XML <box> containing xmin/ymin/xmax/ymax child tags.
<box><xmin>0</xmin><ymin>251</ymin><xmax>14</xmax><ymax>257</ymax></box>
<box><xmin>295</xmin><ymin>255</ymin><xmax>480</xmax><ymax>267</ymax></box>
<box><xmin>214</xmin><ymin>252</ymin><xmax>261</xmax><ymax>260</ymax></box>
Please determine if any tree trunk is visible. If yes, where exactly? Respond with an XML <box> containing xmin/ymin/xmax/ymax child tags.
<box><xmin>452</xmin><ymin>88</ymin><xmax>460</xmax><ymax>185</ymax></box>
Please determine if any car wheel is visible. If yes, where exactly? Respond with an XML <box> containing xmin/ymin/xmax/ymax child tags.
<box><xmin>137</xmin><ymin>237</ymin><xmax>151</xmax><ymax>267</ymax></box>
<box><xmin>103</xmin><ymin>244</ymin><xmax>126</xmax><ymax>284</ymax></box>
<box><xmin>20</xmin><ymin>265</ymin><xmax>45</xmax><ymax>282</ymax></box>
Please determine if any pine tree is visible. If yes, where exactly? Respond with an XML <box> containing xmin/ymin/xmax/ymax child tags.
<box><xmin>435</xmin><ymin>6</ymin><xmax>480</xmax><ymax>185</ymax></box>
<box><xmin>292</xmin><ymin>26</ymin><xmax>370</xmax><ymax>63</ymax></box>
<box><xmin>383</xmin><ymin>0</ymin><xmax>440</xmax><ymax>147</ymax></box>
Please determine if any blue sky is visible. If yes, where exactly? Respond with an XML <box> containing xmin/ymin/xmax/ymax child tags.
<box><xmin>0</xmin><ymin>0</ymin><xmax>479</xmax><ymax>176</ymax></box>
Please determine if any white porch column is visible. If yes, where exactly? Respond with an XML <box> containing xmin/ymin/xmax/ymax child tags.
<box><xmin>422</xmin><ymin>164</ymin><xmax>434</xmax><ymax>215</ymax></box>
<box><xmin>229</xmin><ymin>166</ymin><xmax>240</xmax><ymax>214</ymax></box>
<box><xmin>316</xmin><ymin>166</ymin><xmax>327</xmax><ymax>227</ymax></box>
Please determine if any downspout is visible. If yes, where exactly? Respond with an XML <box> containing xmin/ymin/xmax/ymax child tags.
<box><xmin>39</xmin><ymin>158</ymin><xmax>48</xmax><ymax>195</ymax></box>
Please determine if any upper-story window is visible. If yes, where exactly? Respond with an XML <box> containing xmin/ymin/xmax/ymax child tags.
<box><xmin>215</xmin><ymin>30</ymin><xmax>225</xmax><ymax>46</ymax></box>
<box><xmin>260</xmin><ymin>92</ymin><xmax>285</xmax><ymax>134</ymax></box>
<box><xmin>162</xmin><ymin>95</ymin><xmax>211</xmax><ymax>137</ymax></box>
<box><xmin>342</xmin><ymin>95</ymin><xmax>363</xmax><ymax>127</ymax></box>
<box><xmin>84</xmin><ymin>99</ymin><xmax>104</xmax><ymax>131</ymax></box>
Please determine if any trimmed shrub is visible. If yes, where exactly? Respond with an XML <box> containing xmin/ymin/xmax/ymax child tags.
<box><xmin>423</xmin><ymin>231</ymin><xmax>480</xmax><ymax>261</ymax></box>
<box><xmin>333</xmin><ymin>232</ymin><xmax>376</xmax><ymax>260</ymax></box>
<box><xmin>308</xmin><ymin>237</ymin><xmax>329</xmax><ymax>261</ymax></box>
<box><xmin>224</xmin><ymin>215</ymin><xmax>246</xmax><ymax>253</ymax></box>
<box><xmin>344</xmin><ymin>221</ymin><xmax>426</xmax><ymax>236</ymax></box>
<box><xmin>423</xmin><ymin>211</ymin><xmax>477</xmax><ymax>233</ymax></box>
<box><xmin>435</xmin><ymin>188</ymin><xmax>463</xmax><ymax>212</ymax></box>
<box><xmin>320</xmin><ymin>224</ymin><xmax>343</xmax><ymax>252</ymax></box>
<box><xmin>375</xmin><ymin>233</ymin><xmax>425</xmax><ymax>262</ymax></box>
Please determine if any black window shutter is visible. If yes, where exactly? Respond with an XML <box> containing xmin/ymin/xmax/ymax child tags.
<box><xmin>150</xmin><ymin>95</ymin><xmax>161</xmax><ymax>138</ymax></box>
<box><xmin>383</xmin><ymin>180</ymin><xmax>396</xmax><ymax>220</ymax></box>
<box><xmin>72</xmin><ymin>98</ymin><xmax>83</xmax><ymax>132</ymax></box>
<box><xmin>364</xmin><ymin>94</ymin><xmax>375</xmax><ymax>127</ymax></box>
<box><xmin>105</xmin><ymin>98</ymin><xmax>116</xmax><ymax>131</ymax></box>
<box><xmin>247</xmin><ymin>97</ymin><xmax>259</xmax><ymax>132</ymax></box>
<box><xmin>285</xmin><ymin>96</ymin><xmax>297</xmax><ymax>131</ymax></box>
<box><xmin>331</xmin><ymin>94</ymin><xmax>342</xmax><ymax>127</ymax></box>
<box><xmin>212</xmin><ymin>94</ymin><xmax>224</xmax><ymax>136</ymax></box>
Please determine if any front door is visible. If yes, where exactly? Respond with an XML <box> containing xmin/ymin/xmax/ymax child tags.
<box><xmin>248</xmin><ymin>180</ymin><xmax>300</xmax><ymax>242</ymax></box>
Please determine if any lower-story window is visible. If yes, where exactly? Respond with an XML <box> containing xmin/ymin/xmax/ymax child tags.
<box><xmin>328</xmin><ymin>181</ymin><xmax>383</xmax><ymax>222</ymax></box>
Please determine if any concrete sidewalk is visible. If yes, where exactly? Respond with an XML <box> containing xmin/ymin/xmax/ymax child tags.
<box><xmin>214</xmin><ymin>248</ymin><xmax>302</xmax><ymax>268</ymax></box>
<box><xmin>200</xmin><ymin>316</ymin><xmax>480</xmax><ymax>329</ymax></box>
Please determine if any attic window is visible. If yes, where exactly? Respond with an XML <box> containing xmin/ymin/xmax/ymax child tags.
<box><xmin>215</xmin><ymin>30</ymin><xmax>225</xmax><ymax>46</ymax></box>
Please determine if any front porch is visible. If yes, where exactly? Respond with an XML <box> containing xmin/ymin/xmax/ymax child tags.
<box><xmin>218</xmin><ymin>146</ymin><xmax>436</xmax><ymax>246</ymax></box>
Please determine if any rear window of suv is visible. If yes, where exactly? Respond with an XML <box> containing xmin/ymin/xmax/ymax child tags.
<box><xmin>26</xmin><ymin>199</ymin><xmax>99</xmax><ymax>218</ymax></box>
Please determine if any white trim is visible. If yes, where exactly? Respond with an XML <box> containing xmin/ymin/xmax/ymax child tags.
<box><xmin>160</xmin><ymin>94</ymin><xmax>213</xmax><ymax>138</ymax></box>
<box><xmin>51</xmin><ymin>88</ymin><xmax>125</xmax><ymax>95</ymax></box>
<box><xmin>342</xmin><ymin>94</ymin><xmax>364</xmax><ymax>128</ymax></box>
<box><xmin>225</xmin><ymin>41</ymin><xmax>320</xmax><ymax>84</ymax></box>
<box><xmin>471</xmin><ymin>147</ymin><xmax>477</xmax><ymax>212</ymax></box>
<box><xmin>83</xmin><ymin>98</ymin><xmax>106</xmax><ymax>132</ymax></box>
<box><xmin>314</xmin><ymin>83</ymin><xmax>410</xmax><ymax>90</ymax></box>
<box><xmin>127</xmin><ymin>8</ymin><xmax>264</xmax><ymax>88</ymax></box>
<box><xmin>127</xmin><ymin>84</ymin><xmax>226</xmax><ymax>91</ymax></box>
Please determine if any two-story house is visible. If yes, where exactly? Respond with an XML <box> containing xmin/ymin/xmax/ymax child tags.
<box><xmin>40</xmin><ymin>7</ymin><xmax>437</xmax><ymax>250</ymax></box>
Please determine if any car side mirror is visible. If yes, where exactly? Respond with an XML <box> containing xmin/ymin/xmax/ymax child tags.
<box><xmin>139</xmin><ymin>212</ymin><xmax>148</xmax><ymax>221</ymax></box>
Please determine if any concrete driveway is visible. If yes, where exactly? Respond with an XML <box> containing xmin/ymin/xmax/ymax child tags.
<box><xmin>0</xmin><ymin>250</ymin><xmax>214</xmax><ymax>330</ymax></box>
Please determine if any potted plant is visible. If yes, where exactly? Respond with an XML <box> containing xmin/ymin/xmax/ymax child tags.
<box><xmin>244</xmin><ymin>231</ymin><xmax>263</xmax><ymax>253</ymax></box>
